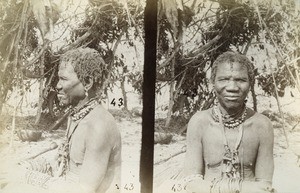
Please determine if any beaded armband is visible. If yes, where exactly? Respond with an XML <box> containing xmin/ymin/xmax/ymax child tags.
<box><xmin>210</xmin><ymin>178</ymin><xmax>243</xmax><ymax>193</ymax></box>
<box><xmin>24</xmin><ymin>170</ymin><xmax>51</xmax><ymax>189</ymax></box>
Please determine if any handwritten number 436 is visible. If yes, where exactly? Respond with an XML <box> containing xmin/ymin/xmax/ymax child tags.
<box><xmin>110</xmin><ymin>98</ymin><xmax>124</xmax><ymax>107</ymax></box>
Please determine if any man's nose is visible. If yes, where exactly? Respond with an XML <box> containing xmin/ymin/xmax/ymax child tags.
<box><xmin>56</xmin><ymin>80</ymin><xmax>62</xmax><ymax>91</ymax></box>
<box><xmin>226</xmin><ymin>80</ymin><xmax>239</xmax><ymax>92</ymax></box>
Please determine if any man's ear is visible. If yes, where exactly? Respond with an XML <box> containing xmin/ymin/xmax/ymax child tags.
<box><xmin>84</xmin><ymin>76</ymin><xmax>94</xmax><ymax>91</ymax></box>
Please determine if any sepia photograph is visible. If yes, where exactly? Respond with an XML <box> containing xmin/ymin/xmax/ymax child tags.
<box><xmin>153</xmin><ymin>0</ymin><xmax>300</xmax><ymax>193</ymax></box>
<box><xmin>1</xmin><ymin>0</ymin><xmax>300</xmax><ymax>193</ymax></box>
<box><xmin>0</xmin><ymin>0</ymin><xmax>144</xmax><ymax>193</ymax></box>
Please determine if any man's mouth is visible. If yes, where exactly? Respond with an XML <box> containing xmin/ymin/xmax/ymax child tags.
<box><xmin>224</xmin><ymin>96</ymin><xmax>240</xmax><ymax>101</ymax></box>
<box><xmin>57</xmin><ymin>93</ymin><xmax>65</xmax><ymax>99</ymax></box>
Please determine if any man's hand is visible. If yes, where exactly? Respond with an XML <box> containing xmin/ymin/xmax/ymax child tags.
<box><xmin>241</xmin><ymin>181</ymin><xmax>274</xmax><ymax>193</ymax></box>
<box><xmin>19</xmin><ymin>158</ymin><xmax>52</xmax><ymax>175</ymax></box>
<box><xmin>0</xmin><ymin>158</ymin><xmax>52</xmax><ymax>190</ymax></box>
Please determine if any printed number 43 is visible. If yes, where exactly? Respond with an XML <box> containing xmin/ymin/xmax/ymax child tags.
<box><xmin>110</xmin><ymin>98</ymin><xmax>123</xmax><ymax>107</ymax></box>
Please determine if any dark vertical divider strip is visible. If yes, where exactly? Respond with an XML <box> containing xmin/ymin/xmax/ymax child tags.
<box><xmin>140</xmin><ymin>0</ymin><xmax>157</xmax><ymax>193</ymax></box>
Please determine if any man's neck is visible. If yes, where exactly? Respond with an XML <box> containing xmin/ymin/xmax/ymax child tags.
<box><xmin>72</xmin><ymin>96</ymin><xmax>90</xmax><ymax>110</ymax></box>
<box><xmin>218</xmin><ymin>104</ymin><xmax>245</xmax><ymax>117</ymax></box>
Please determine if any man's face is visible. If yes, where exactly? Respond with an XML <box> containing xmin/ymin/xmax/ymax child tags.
<box><xmin>56</xmin><ymin>61</ymin><xmax>85</xmax><ymax>106</ymax></box>
<box><xmin>214</xmin><ymin>62</ymin><xmax>250</xmax><ymax>113</ymax></box>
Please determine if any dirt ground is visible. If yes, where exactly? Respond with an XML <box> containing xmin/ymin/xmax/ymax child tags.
<box><xmin>0</xmin><ymin>109</ymin><xmax>300</xmax><ymax>193</ymax></box>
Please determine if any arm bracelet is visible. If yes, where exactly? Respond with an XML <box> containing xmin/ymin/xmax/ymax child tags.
<box><xmin>24</xmin><ymin>170</ymin><xmax>51</xmax><ymax>189</ymax></box>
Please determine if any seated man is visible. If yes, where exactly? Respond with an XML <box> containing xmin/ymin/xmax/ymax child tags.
<box><xmin>183</xmin><ymin>51</ymin><xmax>274</xmax><ymax>193</ymax></box>
<box><xmin>1</xmin><ymin>47</ymin><xmax>121</xmax><ymax>193</ymax></box>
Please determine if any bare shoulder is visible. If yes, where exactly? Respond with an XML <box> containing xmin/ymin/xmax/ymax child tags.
<box><xmin>189</xmin><ymin>109</ymin><xmax>211</xmax><ymax>124</ymax></box>
<box><xmin>248</xmin><ymin>109</ymin><xmax>273</xmax><ymax>137</ymax></box>
<box><xmin>87</xmin><ymin>105</ymin><xmax>116</xmax><ymax>127</ymax></box>
<box><xmin>187</xmin><ymin>109</ymin><xmax>211</xmax><ymax>134</ymax></box>
<box><xmin>84</xmin><ymin>105</ymin><xmax>120</xmax><ymax>145</ymax></box>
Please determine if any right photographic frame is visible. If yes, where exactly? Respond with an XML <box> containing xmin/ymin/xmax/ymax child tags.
<box><xmin>153</xmin><ymin>0</ymin><xmax>300</xmax><ymax>192</ymax></box>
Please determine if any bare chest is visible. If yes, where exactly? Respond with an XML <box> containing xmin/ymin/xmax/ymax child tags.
<box><xmin>202</xmin><ymin>121</ymin><xmax>259</xmax><ymax>166</ymax></box>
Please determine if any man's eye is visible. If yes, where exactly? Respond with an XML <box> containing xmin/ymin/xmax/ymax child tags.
<box><xmin>236</xmin><ymin>79</ymin><xmax>247</xmax><ymax>82</ymax></box>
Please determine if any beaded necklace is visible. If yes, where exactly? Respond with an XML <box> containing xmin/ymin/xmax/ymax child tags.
<box><xmin>56</xmin><ymin>98</ymin><xmax>99</xmax><ymax>177</ymax></box>
<box><xmin>214</xmin><ymin>106</ymin><xmax>246</xmax><ymax>179</ymax></box>
<box><xmin>212</xmin><ymin>105</ymin><xmax>247</xmax><ymax>129</ymax></box>
<box><xmin>70</xmin><ymin>98</ymin><xmax>99</xmax><ymax>121</ymax></box>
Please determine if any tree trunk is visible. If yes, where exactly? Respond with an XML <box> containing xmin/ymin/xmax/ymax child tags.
<box><xmin>271</xmin><ymin>70</ymin><xmax>289</xmax><ymax>148</ymax></box>
<box><xmin>165</xmin><ymin>59</ymin><xmax>175</xmax><ymax>128</ymax></box>
<box><xmin>251</xmin><ymin>79</ymin><xmax>257</xmax><ymax>112</ymax></box>
<box><xmin>0</xmin><ymin>98</ymin><xmax>4</xmax><ymax>116</ymax></box>
<box><xmin>251</xmin><ymin>87</ymin><xmax>257</xmax><ymax>112</ymax></box>
<box><xmin>35</xmin><ymin>53</ymin><xmax>45</xmax><ymax>125</ymax></box>
<box><xmin>120</xmin><ymin>77</ymin><xmax>128</xmax><ymax>111</ymax></box>
<box><xmin>292</xmin><ymin>34</ymin><xmax>300</xmax><ymax>88</ymax></box>
<box><xmin>9</xmin><ymin>102</ymin><xmax>17</xmax><ymax>150</ymax></box>
<box><xmin>0</xmin><ymin>65</ymin><xmax>15</xmax><ymax>116</ymax></box>
<box><xmin>165</xmin><ymin>84</ymin><xmax>174</xmax><ymax>128</ymax></box>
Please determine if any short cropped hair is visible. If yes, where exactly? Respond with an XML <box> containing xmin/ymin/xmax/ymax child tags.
<box><xmin>60</xmin><ymin>47</ymin><xmax>108</xmax><ymax>94</ymax></box>
<box><xmin>210</xmin><ymin>51</ymin><xmax>255</xmax><ymax>86</ymax></box>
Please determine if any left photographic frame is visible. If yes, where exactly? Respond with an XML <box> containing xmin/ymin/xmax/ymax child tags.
<box><xmin>0</xmin><ymin>0</ymin><xmax>144</xmax><ymax>193</ymax></box>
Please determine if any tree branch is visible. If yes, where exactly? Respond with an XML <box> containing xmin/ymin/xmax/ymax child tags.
<box><xmin>59</xmin><ymin>31</ymin><xmax>92</xmax><ymax>53</ymax></box>
<box><xmin>157</xmin><ymin>42</ymin><xmax>181</xmax><ymax>70</ymax></box>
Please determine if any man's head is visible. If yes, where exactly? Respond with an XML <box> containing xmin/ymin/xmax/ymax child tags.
<box><xmin>210</xmin><ymin>51</ymin><xmax>254</xmax><ymax>85</ymax></box>
<box><xmin>211</xmin><ymin>51</ymin><xmax>254</xmax><ymax>113</ymax></box>
<box><xmin>56</xmin><ymin>47</ymin><xmax>108</xmax><ymax>106</ymax></box>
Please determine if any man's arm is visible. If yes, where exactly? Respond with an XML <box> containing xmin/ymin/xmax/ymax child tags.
<box><xmin>184</xmin><ymin>112</ymin><xmax>204</xmax><ymax>176</ymax></box>
<box><xmin>79</xmin><ymin>120</ymin><xmax>116</xmax><ymax>193</ymax></box>
<box><xmin>240</xmin><ymin>115</ymin><xmax>274</xmax><ymax>193</ymax></box>
<box><xmin>255</xmin><ymin>115</ymin><xmax>274</xmax><ymax>183</ymax></box>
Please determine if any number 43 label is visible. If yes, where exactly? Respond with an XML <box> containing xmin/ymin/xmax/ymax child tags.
<box><xmin>110</xmin><ymin>98</ymin><xmax>124</xmax><ymax>107</ymax></box>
